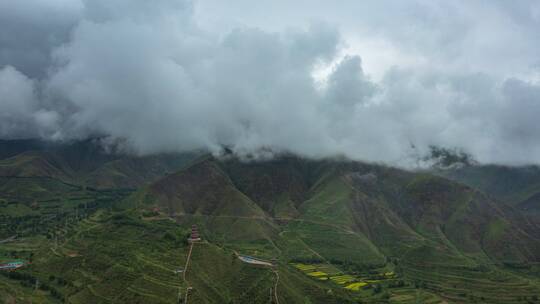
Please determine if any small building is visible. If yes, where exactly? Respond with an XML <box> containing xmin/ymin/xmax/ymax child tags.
<box><xmin>188</xmin><ymin>224</ymin><xmax>201</xmax><ymax>243</ymax></box>
<box><xmin>0</xmin><ymin>260</ymin><xmax>24</xmax><ymax>271</ymax></box>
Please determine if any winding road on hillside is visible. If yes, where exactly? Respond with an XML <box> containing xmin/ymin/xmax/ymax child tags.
<box><xmin>170</xmin><ymin>212</ymin><xmax>354</xmax><ymax>304</ymax></box>
<box><xmin>172</xmin><ymin>213</ymin><xmax>356</xmax><ymax>235</ymax></box>
<box><xmin>234</xmin><ymin>251</ymin><xmax>281</xmax><ymax>303</ymax></box>
<box><xmin>273</xmin><ymin>269</ymin><xmax>280</xmax><ymax>304</ymax></box>
<box><xmin>171</xmin><ymin>213</ymin><xmax>362</xmax><ymax>304</ymax></box>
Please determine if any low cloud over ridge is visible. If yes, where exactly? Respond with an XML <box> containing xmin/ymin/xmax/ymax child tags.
<box><xmin>1</xmin><ymin>0</ymin><xmax>540</xmax><ymax>166</ymax></box>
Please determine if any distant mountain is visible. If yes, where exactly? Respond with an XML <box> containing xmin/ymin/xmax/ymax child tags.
<box><xmin>0</xmin><ymin>150</ymin><xmax>74</xmax><ymax>180</ymax></box>
<box><xmin>438</xmin><ymin>165</ymin><xmax>540</xmax><ymax>212</ymax></box>
<box><xmin>0</xmin><ymin>138</ymin><xmax>200</xmax><ymax>189</ymax></box>
<box><xmin>0</xmin><ymin>139</ymin><xmax>49</xmax><ymax>160</ymax></box>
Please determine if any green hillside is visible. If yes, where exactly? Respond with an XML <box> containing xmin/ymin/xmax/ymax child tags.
<box><xmin>1</xmin><ymin>143</ymin><xmax>540</xmax><ymax>303</ymax></box>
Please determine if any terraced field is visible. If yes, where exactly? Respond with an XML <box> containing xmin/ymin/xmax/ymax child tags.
<box><xmin>401</xmin><ymin>259</ymin><xmax>540</xmax><ymax>303</ymax></box>
<box><xmin>291</xmin><ymin>262</ymin><xmax>399</xmax><ymax>293</ymax></box>
<box><xmin>0</xmin><ymin>211</ymin><xmax>188</xmax><ymax>303</ymax></box>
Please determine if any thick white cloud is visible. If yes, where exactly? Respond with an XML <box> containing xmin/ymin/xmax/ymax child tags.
<box><xmin>0</xmin><ymin>66</ymin><xmax>59</xmax><ymax>138</ymax></box>
<box><xmin>1</xmin><ymin>0</ymin><xmax>540</xmax><ymax>165</ymax></box>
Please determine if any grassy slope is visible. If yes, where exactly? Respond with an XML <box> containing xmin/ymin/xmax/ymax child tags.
<box><xmin>0</xmin><ymin>151</ymin><xmax>74</xmax><ymax>181</ymax></box>
<box><xmin>83</xmin><ymin>153</ymin><xmax>200</xmax><ymax>189</ymax></box>
<box><xmin>134</xmin><ymin>157</ymin><xmax>540</xmax><ymax>302</ymax></box>
<box><xmin>2</xmin><ymin>153</ymin><xmax>540</xmax><ymax>303</ymax></box>
<box><xmin>1</xmin><ymin>210</ymin><xmax>356</xmax><ymax>304</ymax></box>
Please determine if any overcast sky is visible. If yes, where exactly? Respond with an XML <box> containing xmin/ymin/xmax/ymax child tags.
<box><xmin>1</xmin><ymin>0</ymin><xmax>540</xmax><ymax>165</ymax></box>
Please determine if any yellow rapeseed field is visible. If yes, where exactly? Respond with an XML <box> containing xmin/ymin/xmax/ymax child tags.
<box><xmin>344</xmin><ymin>282</ymin><xmax>367</xmax><ymax>291</ymax></box>
<box><xmin>317</xmin><ymin>277</ymin><xmax>329</xmax><ymax>281</ymax></box>
<box><xmin>292</xmin><ymin>263</ymin><xmax>316</xmax><ymax>271</ymax></box>
<box><xmin>329</xmin><ymin>275</ymin><xmax>355</xmax><ymax>284</ymax></box>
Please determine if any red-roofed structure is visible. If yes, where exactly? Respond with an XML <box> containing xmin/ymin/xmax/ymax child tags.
<box><xmin>188</xmin><ymin>224</ymin><xmax>201</xmax><ymax>242</ymax></box>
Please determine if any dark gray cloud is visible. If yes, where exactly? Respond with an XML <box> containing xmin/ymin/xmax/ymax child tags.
<box><xmin>0</xmin><ymin>0</ymin><xmax>82</xmax><ymax>78</ymax></box>
<box><xmin>1</xmin><ymin>0</ymin><xmax>540</xmax><ymax>165</ymax></box>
